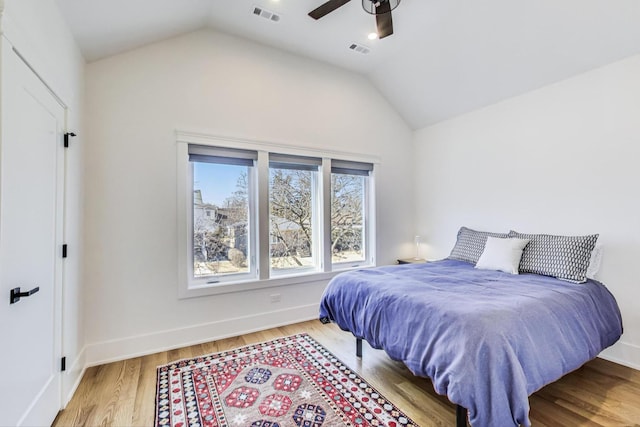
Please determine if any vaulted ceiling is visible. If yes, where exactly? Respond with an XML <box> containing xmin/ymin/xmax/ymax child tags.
<box><xmin>55</xmin><ymin>0</ymin><xmax>640</xmax><ymax>129</ymax></box>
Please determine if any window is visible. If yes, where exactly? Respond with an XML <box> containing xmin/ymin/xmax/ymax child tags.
<box><xmin>189</xmin><ymin>145</ymin><xmax>257</xmax><ymax>284</ymax></box>
<box><xmin>178</xmin><ymin>136</ymin><xmax>376</xmax><ymax>297</ymax></box>
<box><xmin>330</xmin><ymin>160</ymin><xmax>372</xmax><ymax>266</ymax></box>
<box><xmin>269</xmin><ymin>154</ymin><xmax>321</xmax><ymax>275</ymax></box>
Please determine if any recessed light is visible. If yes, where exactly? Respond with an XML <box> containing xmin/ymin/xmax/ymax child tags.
<box><xmin>367</xmin><ymin>32</ymin><xmax>378</xmax><ymax>40</ymax></box>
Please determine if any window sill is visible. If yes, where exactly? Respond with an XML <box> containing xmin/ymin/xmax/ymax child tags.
<box><xmin>179</xmin><ymin>266</ymin><xmax>372</xmax><ymax>299</ymax></box>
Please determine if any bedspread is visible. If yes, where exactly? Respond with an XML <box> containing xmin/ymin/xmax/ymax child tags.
<box><xmin>319</xmin><ymin>259</ymin><xmax>622</xmax><ymax>427</ymax></box>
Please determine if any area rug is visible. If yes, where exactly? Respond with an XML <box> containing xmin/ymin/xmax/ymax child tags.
<box><xmin>155</xmin><ymin>333</ymin><xmax>418</xmax><ymax>427</ymax></box>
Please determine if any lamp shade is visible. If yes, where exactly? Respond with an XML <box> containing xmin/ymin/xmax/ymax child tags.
<box><xmin>362</xmin><ymin>0</ymin><xmax>401</xmax><ymax>15</ymax></box>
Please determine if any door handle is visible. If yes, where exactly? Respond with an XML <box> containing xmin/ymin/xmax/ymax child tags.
<box><xmin>10</xmin><ymin>286</ymin><xmax>40</xmax><ymax>304</ymax></box>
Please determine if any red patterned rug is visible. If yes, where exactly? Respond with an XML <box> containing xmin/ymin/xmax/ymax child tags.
<box><xmin>155</xmin><ymin>333</ymin><xmax>418</xmax><ymax>427</ymax></box>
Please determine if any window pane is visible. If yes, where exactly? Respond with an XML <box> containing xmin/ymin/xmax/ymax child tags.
<box><xmin>331</xmin><ymin>173</ymin><xmax>366</xmax><ymax>264</ymax></box>
<box><xmin>269</xmin><ymin>167</ymin><xmax>317</xmax><ymax>272</ymax></box>
<box><xmin>193</xmin><ymin>162</ymin><xmax>250</xmax><ymax>278</ymax></box>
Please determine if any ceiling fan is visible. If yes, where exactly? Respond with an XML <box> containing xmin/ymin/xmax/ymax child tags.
<box><xmin>308</xmin><ymin>0</ymin><xmax>401</xmax><ymax>39</ymax></box>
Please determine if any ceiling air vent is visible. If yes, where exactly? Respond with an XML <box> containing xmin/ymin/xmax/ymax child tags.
<box><xmin>348</xmin><ymin>43</ymin><xmax>371</xmax><ymax>55</ymax></box>
<box><xmin>253</xmin><ymin>6</ymin><xmax>281</xmax><ymax>22</ymax></box>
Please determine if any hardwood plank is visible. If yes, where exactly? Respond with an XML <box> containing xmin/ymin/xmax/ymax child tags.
<box><xmin>54</xmin><ymin>320</ymin><xmax>640</xmax><ymax>426</ymax></box>
<box><xmin>132</xmin><ymin>352</ymin><xmax>166</xmax><ymax>426</ymax></box>
<box><xmin>588</xmin><ymin>357</ymin><xmax>640</xmax><ymax>386</ymax></box>
<box><xmin>535</xmin><ymin>366</ymin><xmax>640</xmax><ymax>426</ymax></box>
<box><xmin>110</xmin><ymin>358</ymin><xmax>141</xmax><ymax>426</ymax></box>
<box><xmin>529</xmin><ymin>394</ymin><xmax>603</xmax><ymax>427</ymax></box>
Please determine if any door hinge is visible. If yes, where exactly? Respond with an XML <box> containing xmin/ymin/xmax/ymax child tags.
<box><xmin>62</xmin><ymin>244</ymin><xmax>68</xmax><ymax>258</ymax></box>
<box><xmin>64</xmin><ymin>132</ymin><xmax>76</xmax><ymax>148</ymax></box>
<box><xmin>61</xmin><ymin>357</ymin><xmax>66</xmax><ymax>372</ymax></box>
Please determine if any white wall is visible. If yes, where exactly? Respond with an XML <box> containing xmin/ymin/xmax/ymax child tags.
<box><xmin>2</xmin><ymin>0</ymin><xmax>85</xmax><ymax>404</ymax></box>
<box><xmin>83</xmin><ymin>29</ymin><xmax>415</xmax><ymax>364</ymax></box>
<box><xmin>414</xmin><ymin>54</ymin><xmax>640</xmax><ymax>369</ymax></box>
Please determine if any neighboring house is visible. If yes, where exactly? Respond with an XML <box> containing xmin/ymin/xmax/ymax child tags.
<box><xmin>193</xmin><ymin>190</ymin><xmax>226</xmax><ymax>261</ymax></box>
<box><xmin>270</xmin><ymin>216</ymin><xmax>310</xmax><ymax>257</ymax></box>
<box><xmin>193</xmin><ymin>191</ymin><xmax>249</xmax><ymax>260</ymax></box>
<box><xmin>225</xmin><ymin>221</ymin><xmax>248</xmax><ymax>253</ymax></box>
<box><xmin>193</xmin><ymin>190</ymin><xmax>224</xmax><ymax>232</ymax></box>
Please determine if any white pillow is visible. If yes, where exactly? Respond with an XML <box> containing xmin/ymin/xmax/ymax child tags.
<box><xmin>586</xmin><ymin>244</ymin><xmax>603</xmax><ymax>279</ymax></box>
<box><xmin>475</xmin><ymin>237</ymin><xmax>530</xmax><ymax>274</ymax></box>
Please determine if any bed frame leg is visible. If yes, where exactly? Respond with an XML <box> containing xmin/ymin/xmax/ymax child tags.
<box><xmin>456</xmin><ymin>405</ymin><xmax>467</xmax><ymax>427</ymax></box>
<box><xmin>356</xmin><ymin>338</ymin><xmax>362</xmax><ymax>358</ymax></box>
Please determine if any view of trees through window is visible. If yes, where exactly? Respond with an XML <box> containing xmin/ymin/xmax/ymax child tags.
<box><xmin>269</xmin><ymin>168</ymin><xmax>316</xmax><ymax>271</ymax></box>
<box><xmin>192</xmin><ymin>156</ymin><xmax>368</xmax><ymax>280</ymax></box>
<box><xmin>331</xmin><ymin>173</ymin><xmax>365</xmax><ymax>264</ymax></box>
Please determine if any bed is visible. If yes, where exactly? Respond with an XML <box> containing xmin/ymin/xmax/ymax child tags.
<box><xmin>319</xmin><ymin>258</ymin><xmax>623</xmax><ymax>426</ymax></box>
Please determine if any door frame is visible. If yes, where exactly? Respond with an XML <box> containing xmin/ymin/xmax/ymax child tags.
<box><xmin>1</xmin><ymin>36</ymin><xmax>67</xmax><ymax>426</ymax></box>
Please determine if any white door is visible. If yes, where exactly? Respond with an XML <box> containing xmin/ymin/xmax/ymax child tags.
<box><xmin>0</xmin><ymin>40</ymin><xmax>65</xmax><ymax>426</ymax></box>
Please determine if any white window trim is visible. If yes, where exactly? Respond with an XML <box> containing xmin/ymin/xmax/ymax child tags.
<box><xmin>176</xmin><ymin>130</ymin><xmax>379</xmax><ymax>299</ymax></box>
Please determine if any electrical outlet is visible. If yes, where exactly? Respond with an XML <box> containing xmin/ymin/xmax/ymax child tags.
<box><xmin>270</xmin><ymin>294</ymin><xmax>281</xmax><ymax>303</ymax></box>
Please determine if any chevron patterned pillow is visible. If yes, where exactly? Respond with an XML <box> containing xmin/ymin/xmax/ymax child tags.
<box><xmin>508</xmin><ymin>230</ymin><xmax>599</xmax><ymax>283</ymax></box>
<box><xmin>448</xmin><ymin>226</ymin><xmax>509</xmax><ymax>265</ymax></box>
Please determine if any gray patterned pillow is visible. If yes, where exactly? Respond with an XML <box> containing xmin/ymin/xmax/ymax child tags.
<box><xmin>508</xmin><ymin>230</ymin><xmax>599</xmax><ymax>283</ymax></box>
<box><xmin>448</xmin><ymin>227</ymin><xmax>509</xmax><ymax>265</ymax></box>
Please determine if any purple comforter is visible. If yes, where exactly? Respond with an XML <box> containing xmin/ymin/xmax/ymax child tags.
<box><xmin>319</xmin><ymin>259</ymin><xmax>622</xmax><ymax>427</ymax></box>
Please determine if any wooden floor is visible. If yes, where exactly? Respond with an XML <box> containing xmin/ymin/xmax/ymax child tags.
<box><xmin>54</xmin><ymin>320</ymin><xmax>640</xmax><ymax>427</ymax></box>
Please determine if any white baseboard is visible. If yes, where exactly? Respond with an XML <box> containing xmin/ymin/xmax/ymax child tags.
<box><xmin>85</xmin><ymin>304</ymin><xmax>318</xmax><ymax>367</ymax></box>
<box><xmin>62</xmin><ymin>346</ymin><xmax>87</xmax><ymax>407</ymax></box>
<box><xmin>598</xmin><ymin>340</ymin><xmax>640</xmax><ymax>371</ymax></box>
<box><xmin>17</xmin><ymin>375</ymin><xmax>60</xmax><ymax>427</ymax></box>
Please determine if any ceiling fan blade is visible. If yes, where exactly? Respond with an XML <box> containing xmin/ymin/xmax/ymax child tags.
<box><xmin>375</xmin><ymin>2</ymin><xmax>394</xmax><ymax>39</ymax></box>
<box><xmin>309</xmin><ymin>0</ymin><xmax>351</xmax><ymax>20</ymax></box>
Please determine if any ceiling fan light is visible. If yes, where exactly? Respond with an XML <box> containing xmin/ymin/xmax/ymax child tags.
<box><xmin>362</xmin><ymin>0</ymin><xmax>401</xmax><ymax>15</ymax></box>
